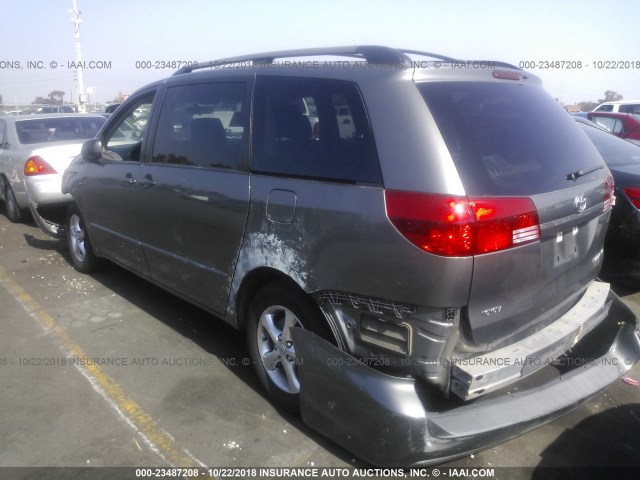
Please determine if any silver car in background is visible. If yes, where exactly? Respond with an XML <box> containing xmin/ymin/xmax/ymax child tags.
<box><xmin>0</xmin><ymin>114</ymin><xmax>106</xmax><ymax>223</ymax></box>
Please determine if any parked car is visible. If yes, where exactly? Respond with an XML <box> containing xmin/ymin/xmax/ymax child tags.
<box><xmin>593</xmin><ymin>100</ymin><xmax>640</xmax><ymax>114</ymax></box>
<box><xmin>587</xmin><ymin>111</ymin><xmax>640</xmax><ymax>146</ymax></box>
<box><xmin>104</xmin><ymin>103</ymin><xmax>121</xmax><ymax>114</ymax></box>
<box><xmin>576</xmin><ymin>116</ymin><xmax>640</xmax><ymax>253</ymax></box>
<box><xmin>49</xmin><ymin>46</ymin><xmax>638</xmax><ymax>466</ymax></box>
<box><xmin>34</xmin><ymin>105</ymin><xmax>76</xmax><ymax>114</ymax></box>
<box><xmin>0</xmin><ymin>114</ymin><xmax>106</xmax><ymax>223</ymax></box>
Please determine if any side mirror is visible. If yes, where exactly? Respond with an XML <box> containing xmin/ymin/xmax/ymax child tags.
<box><xmin>81</xmin><ymin>138</ymin><xmax>103</xmax><ymax>163</ymax></box>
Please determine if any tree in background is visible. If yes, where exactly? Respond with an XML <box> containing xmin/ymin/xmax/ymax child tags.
<box><xmin>31</xmin><ymin>91</ymin><xmax>67</xmax><ymax>105</ymax></box>
<box><xmin>598</xmin><ymin>90</ymin><xmax>623</xmax><ymax>103</ymax></box>
<box><xmin>48</xmin><ymin>90</ymin><xmax>65</xmax><ymax>105</ymax></box>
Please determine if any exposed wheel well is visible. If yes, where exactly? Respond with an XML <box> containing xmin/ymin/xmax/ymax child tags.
<box><xmin>236</xmin><ymin>267</ymin><xmax>317</xmax><ymax>331</ymax></box>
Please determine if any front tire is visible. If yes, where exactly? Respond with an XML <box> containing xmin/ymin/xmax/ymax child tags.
<box><xmin>247</xmin><ymin>283</ymin><xmax>334</xmax><ymax>412</ymax></box>
<box><xmin>67</xmin><ymin>204</ymin><xmax>99</xmax><ymax>273</ymax></box>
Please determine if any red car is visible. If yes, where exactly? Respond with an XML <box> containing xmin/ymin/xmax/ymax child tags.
<box><xmin>588</xmin><ymin>111</ymin><xmax>640</xmax><ymax>146</ymax></box>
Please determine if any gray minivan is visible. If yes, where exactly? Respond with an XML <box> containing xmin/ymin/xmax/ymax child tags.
<box><xmin>57</xmin><ymin>46</ymin><xmax>639</xmax><ymax>466</ymax></box>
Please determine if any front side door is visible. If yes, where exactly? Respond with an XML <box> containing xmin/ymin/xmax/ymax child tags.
<box><xmin>81</xmin><ymin>90</ymin><xmax>157</xmax><ymax>274</ymax></box>
<box><xmin>136</xmin><ymin>80</ymin><xmax>251</xmax><ymax>314</ymax></box>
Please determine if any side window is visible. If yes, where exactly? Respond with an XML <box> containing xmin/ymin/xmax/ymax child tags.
<box><xmin>151</xmin><ymin>82</ymin><xmax>247</xmax><ymax>170</ymax></box>
<box><xmin>252</xmin><ymin>77</ymin><xmax>381</xmax><ymax>184</ymax></box>
<box><xmin>595</xmin><ymin>104</ymin><xmax>614</xmax><ymax>112</ymax></box>
<box><xmin>592</xmin><ymin>116</ymin><xmax>617</xmax><ymax>133</ymax></box>
<box><xmin>0</xmin><ymin>121</ymin><xmax>6</xmax><ymax>147</ymax></box>
<box><xmin>619</xmin><ymin>104</ymin><xmax>640</xmax><ymax>114</ymax></box>
<box><xmin>104</xmin><ymin>93</ymin><xmax>155</xmax><ymax>161</ymax></box>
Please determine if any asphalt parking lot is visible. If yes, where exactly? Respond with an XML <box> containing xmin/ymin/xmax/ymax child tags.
<box><xmin>1</xmin><ymin>211</ymin><xmax>639</xmax><ymax>479</ymax></box>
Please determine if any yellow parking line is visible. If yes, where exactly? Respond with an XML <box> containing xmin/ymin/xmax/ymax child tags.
<box><xmin>0</xmin><ymin>267</ymin><xmax>207</xmax><ymax>469</ymax></box>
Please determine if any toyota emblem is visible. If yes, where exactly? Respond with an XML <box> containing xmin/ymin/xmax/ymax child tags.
<box><xmin>574</xmin><ymin>194</ymin><xmax>587</xmax><ymax>214</ymax></box>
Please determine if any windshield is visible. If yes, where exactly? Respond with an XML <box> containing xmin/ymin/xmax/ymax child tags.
<box><xmin>417</xmin><ymin>82</ymin><xmax>604</xmax><ymax>195</ymax></box>
<box><xmin>579</xmin><ymin>121</ymin><xmax>640</xmax><ymax>167</ymax></box>
<box><xmin>16</xmin><ymin>117</ymin><xmax>106</xmax><ymax>144</ymax></box>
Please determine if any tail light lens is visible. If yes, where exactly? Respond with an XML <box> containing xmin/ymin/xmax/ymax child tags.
<box><xmin>623</xmin><ymin>186</ymin><xmax>640</xmax><ymax>209</ymax></box>
<box><xmin>24</xmin><ymin>156</ymin><xmax>57</xmax><ymax>176</ymax></box>
<box><xmin>385</xmin><ymin>191</ymin><xmax>540</xmax><ymax>257</ymax></box>
<box><xmin>603</xmin><ymin>174</ymin><xmax>615</xmax><ymax>212</ymax></box>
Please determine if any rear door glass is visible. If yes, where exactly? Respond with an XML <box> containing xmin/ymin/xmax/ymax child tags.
<box><xmin>252</xmin><ymin>76</ymin><xmax>381</xmax><ymax>184</ymax></box>
<box><xmin>417</xmin><ymin>82</ymin><xmax>604</xmax><ymax>196</ymax></box>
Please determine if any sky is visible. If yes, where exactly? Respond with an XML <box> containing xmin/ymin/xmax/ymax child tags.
<box><xmin>1</xmin><ymin>0</ymin><xmax>639</xmax><ymax>108</ymax></box>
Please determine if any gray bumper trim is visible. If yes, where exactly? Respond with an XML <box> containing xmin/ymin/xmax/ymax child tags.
<box><xmin>451</xmin><ymin>281</ymin><xmax>610</xmax><ymax>400</ymax></box>
<box><xmin>292</xmin><ymin>291</ymin><xmax>640</xmax><ymax>467</ymax></box>
<box><xmin>27</xmin><ymin>198</ymin><xmax>66</xmax><ymax>239</ymax></box>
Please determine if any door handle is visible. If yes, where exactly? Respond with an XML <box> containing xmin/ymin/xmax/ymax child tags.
<box><xmin>139</xmin><ymin>174</ymin><xmax>156</xmax><ymax>189</ymax></box>
<box><xmin>123</xmin><ymin>173</ymin><xmax>136</xmax><ymax>186</ymax></box>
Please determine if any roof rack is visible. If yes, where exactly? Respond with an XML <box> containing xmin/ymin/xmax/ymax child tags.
<box><xmin>174</xmin><ymin>45</ymin><xmax>438</xmax><ymax>75</ymax></box>
<box><xmin>172</xmin><ymin>45</ymin><xmax>519</xmax><ymax>76</ymax></box>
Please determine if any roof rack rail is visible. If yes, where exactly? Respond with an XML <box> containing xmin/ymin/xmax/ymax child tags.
<box><xmin>400</xmin><ymin>50</ymin><xmax>522</xmax><ymax>70</ymax></box>
<box><xmin>173</xmin><ymin>45</ymin><xmax>415</xmax><ymax>75</ymax></box>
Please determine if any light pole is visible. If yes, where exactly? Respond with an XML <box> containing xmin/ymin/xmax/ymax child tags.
<box><xmin>69</xmin><ymin>0</ymin><xmax>86</xmax><ymax>112</ymax></box>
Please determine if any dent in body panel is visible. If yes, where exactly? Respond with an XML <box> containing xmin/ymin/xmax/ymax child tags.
<box><xmin>226</xmin><ymin>176</ymin><xmax>474</xmax><ymax>335</ymax></box>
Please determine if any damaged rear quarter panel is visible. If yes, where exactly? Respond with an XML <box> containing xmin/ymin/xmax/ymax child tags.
<box><xmin>227</xmin><ymin>175</ymin><xmax>473</xmax><ymax>326</ymax></box>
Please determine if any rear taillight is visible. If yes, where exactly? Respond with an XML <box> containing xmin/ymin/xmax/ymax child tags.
<box><xmin>24</xmin><ymin>156</ymin><xmax>57</xmax><ymax>176</ymax></box>
<box><xmin>604</xmin><ymin>174</ymin><xmax>615</xmax><ymax>212</ymax></box>
<box><xmin>623</xmin><ymin>186</ymin><xmax>640</xmax><ymax>209</ymax></box>
<box><xmin>384</xmin><ymin>191</ymin><xmax>540</xmax><ymax>257</ymax></box>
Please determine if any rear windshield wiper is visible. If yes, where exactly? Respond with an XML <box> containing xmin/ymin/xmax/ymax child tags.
<box><xmin>566</xmin><ymin>165</ymin><xmax>604</xmax><ymax>181</ymax></box>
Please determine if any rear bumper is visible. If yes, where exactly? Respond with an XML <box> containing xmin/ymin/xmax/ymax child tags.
<box><xmin>26</xmin><ymin>188</ymin><xmax>67</xmax><ymax>239</ymax></box>
<box><xmin>292</xmin><ymin>290</ymin><xmax>640</xmax><ymax>467</ymax></box>
<box><xmin>24</xmin><ymin>175</ymin><xmax>69</xmax><ymax>206</ymax></box>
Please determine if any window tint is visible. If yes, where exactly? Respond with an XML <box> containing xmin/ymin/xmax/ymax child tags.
<box><xmin>418</xmin><ymin>82</ymin><xmax>604</xmax><ymax>195</ymax></box>
<box><xmin>104</xmin><ymin>94</ymin><xmax>155</xmax><ymax>161</ymax></box>
<box><xmin>595</xmin><ymin>104</ymin><xmax>614</xmax><ymax>112</ymax></box>
<box><xmin>151</xmin><ymin>83</ymin><xmax>246</xmax><ymax>170</ymax></box>
<box><xmin>15</xmin><ymin>117</ymin><xmax>106</xmax><ymax>144</ymax></box>
<box><xmin>252</xmin><ymin>77</ymin><xmax>381</xmax><ymax>184</ymax></box>
<box><xmin>0</xmin><ymin>121</ymin><xmax>6</xmax><ymax>146</ymax></box>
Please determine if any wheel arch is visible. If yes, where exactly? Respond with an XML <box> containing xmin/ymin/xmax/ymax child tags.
<box><xmin>235</xmin><ymin>267</ymin><xmax>312</xmax><ymax>332</ymax></box>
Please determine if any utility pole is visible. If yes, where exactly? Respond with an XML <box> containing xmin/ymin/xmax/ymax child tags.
<box><xmin>69</xmin><ymin>0</ymin><xmax>86</xmax><ymax>112</ymax></box>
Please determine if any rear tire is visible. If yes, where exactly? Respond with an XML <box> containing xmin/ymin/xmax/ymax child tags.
<box><xmin>246</xmin><ymin>283</ymin><xmax>334</xmax><ymax>412</ymax></box>
<box><xmin>3</xmin><ymin>182</ymin><xmax>24</xmax><ymax>223</ymax></box>
<box><xmin>67</xmin><ymin>204</ymin><xmax>99</xmax><ymax>273</ymax></box>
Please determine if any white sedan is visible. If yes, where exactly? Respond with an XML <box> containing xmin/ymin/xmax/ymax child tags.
<box><xmin>0</xmin><ymin>114</ymin><xmax>106</xmax><ymax>223</ymax></box>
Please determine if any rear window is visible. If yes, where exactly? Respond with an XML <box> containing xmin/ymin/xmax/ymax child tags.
<box><xmin>16</xmin><ymin>117</ymin><xmax>105</xmax><ymax>144</ymax></box>
<box><xmin>418</xmin><ymin>82</ymin><xmax>604</xmax><ymax>195</ymax></box>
